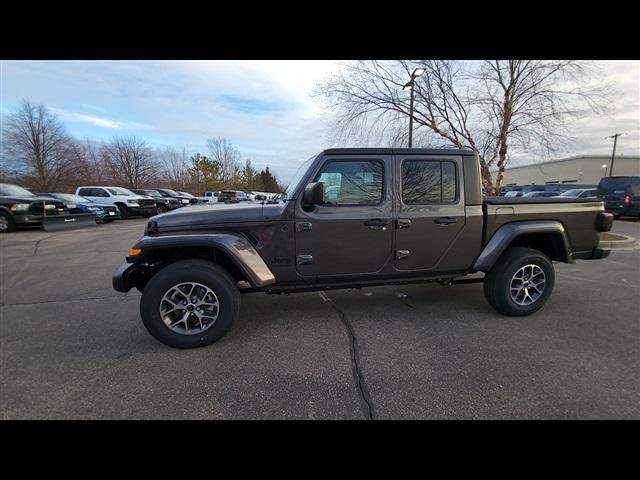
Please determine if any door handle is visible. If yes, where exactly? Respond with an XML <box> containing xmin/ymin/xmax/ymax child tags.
<box><xmin>364</xmin><ymin>219</ymin><xmax>388</xmax><ymax>230</ymax></box>
<box><xmin>434</xmin><ymin>217</ymin><xmax>457</xmax><ymax>225</ymax></box>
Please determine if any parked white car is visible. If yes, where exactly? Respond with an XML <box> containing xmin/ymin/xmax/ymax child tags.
<box><xmin>75</xmin><ymin>186</ymin><xmax>157</xmax><ymax>219</ymax></box>
<box><xmin>199</xmin><ymin>191</ymin><xmax>220</xmax><ymax>203</ymax></box>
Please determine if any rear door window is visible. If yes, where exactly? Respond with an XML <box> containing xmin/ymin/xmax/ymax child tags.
<box><xmin>401</xmin><ymin>160</ymin><xmax>458</xmax><ymax>204</ymax></box>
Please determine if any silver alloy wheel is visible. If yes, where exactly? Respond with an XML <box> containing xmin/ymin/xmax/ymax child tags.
<box><xmin>159</xmin><ymin>282</ymin><xmax>220</xmax><ymax>335</ymax></box>
<box><xmin>509</xmin><ymin>264</ymin><xmax>546</xmax><ymax>306</ymax></box>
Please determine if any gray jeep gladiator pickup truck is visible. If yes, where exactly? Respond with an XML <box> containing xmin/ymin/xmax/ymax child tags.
<box><xmin>113</xmin><ymin>148</ymin><xmax>613</xmax><ymax>348</ymax></box>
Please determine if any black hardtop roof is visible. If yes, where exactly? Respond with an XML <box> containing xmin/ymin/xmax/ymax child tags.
<box><xmin>322</xmin><ymin>147</ymin><xmax>476</xmax><ymax>156</ymax></box>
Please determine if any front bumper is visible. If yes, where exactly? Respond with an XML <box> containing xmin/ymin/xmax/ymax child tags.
<box><xmin>96</xmin><ymin>211</ymin><xmax>120</xmax><ymax>220</ymax></box>
<box><xmin>127</xmin><ymin>205</ymin><xmax>156</xmax><ymax>214</ymax></box>
<box><xmin>112</xmin><ymin>262</ymin><xmax>139</xmax><ymax>292</ymax></box>
<box><xmin>12</xmin><ymin>214</ymin><xmax>44</xmax><ymax>226</ymax></box>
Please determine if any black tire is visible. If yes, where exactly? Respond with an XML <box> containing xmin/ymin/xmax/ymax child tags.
<box><xmin>116</xmin><ymin>203</ymin><xmax>130</xmax><ymax>219</ymax></box>
<box><xmin>156</xmin><ymin>204</ymin><xmax>167</xmax><ymax>214</ymax></box>
<box><xmin>483</xmin><ymin>247</ymin><xmax>555</xmax><ymax>316</ymax></box>
<box><xmin>140</xmin><ymin>259</ymin><xmax>240</xmax><ymax>348</ymax></box>
<box><xmin>0</xmin><ymin>211</ymin><xmax>16</xmax><ymax>233</ymax></box>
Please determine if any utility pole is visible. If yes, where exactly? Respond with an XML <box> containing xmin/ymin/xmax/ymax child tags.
<box><xmin>403</xmin><ymin>68</ymin><xmax>425</xmax><ymax>148</ymax></box>
<box><xmin>605</xmin><ymin>133</ymin><xmax>625</xmax><ymax>177</ymax></box>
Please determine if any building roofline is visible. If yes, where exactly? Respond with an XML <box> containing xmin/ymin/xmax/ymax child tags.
<box><xmin>505</xmin><ymin>154</ymin><xmax>640</xmax><ymax>171</ymax></box>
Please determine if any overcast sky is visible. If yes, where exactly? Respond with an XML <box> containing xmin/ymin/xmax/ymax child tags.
<box><xmin>1</xmin><ymin>60</ymin><xmax>638</xmax><ymax>182</ymax></box>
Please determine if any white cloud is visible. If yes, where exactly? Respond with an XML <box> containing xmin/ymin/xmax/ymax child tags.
<box><xmin>50</xmin><ymin>108</ymin><xmax>151</xmax><ymax>131</ymax></box>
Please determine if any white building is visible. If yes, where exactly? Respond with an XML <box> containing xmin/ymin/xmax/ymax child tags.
<box><xmin>501</xmin><ymin>155</ymin><xmax>640</xmax><ymax>187</ymax></box>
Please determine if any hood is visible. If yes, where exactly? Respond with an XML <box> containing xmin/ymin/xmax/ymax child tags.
<box><xmin>0</xmin><ymin>195</ymin><xmax>64</xmax><ymax>203</ymax></box>
<box><xmin>150</xmin><ymin>201</ymin><xmax>287</xmax><ymax>231</ymax></box>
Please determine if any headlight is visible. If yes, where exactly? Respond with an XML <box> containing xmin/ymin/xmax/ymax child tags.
<box><xmin>87</xmin><ymin>207</ymin><xmax>100</xmax><ymax>212</ymax></box>
<box><xmin>127</xmin><ymin>199</ymin><xmax>140</xmax><ymax>204</ymax></box>
<box><xmin>181</xmin><ymin>199</ymin><xmax>189</xmax><ymax>204</ymax></box>
<box><xmin>10</xmin><ymin>203</ymin><xmax>30</xmax><ymax>211</ymax></box>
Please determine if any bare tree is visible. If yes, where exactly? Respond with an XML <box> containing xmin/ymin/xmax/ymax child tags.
<box><xmin>103</xmin><ymin>135</ymin><xmax>156</xmax><ymax>188</ymax></box>
<box><xmin>69</xmin><ymin>139</ymin><xmax>110</xmax><ymax>186</ymax></box>
<box><xmin>3</xmin><ymin>99</ymin><xmax>76</xmax><ymax>191</ymax></box>
<box><xmin>206</xmin><ymin>137</ymin><xmax>241</xmax><ymax>185</ymax></box>
<box><xmin>315</xmin><ymin>60</ymin><xmax>609</xmax><ymax>194</ymax></box>
<box><xmin>158</xmin><ymin>146</ymin><xmax>190</xmax><ymax>190</ymax></box>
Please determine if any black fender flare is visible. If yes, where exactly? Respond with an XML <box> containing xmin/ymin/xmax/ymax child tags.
<box><xmin>473</xmin><ymin>220</ymin><xmax>572</xmax><ymax>272</ymax></box>
<box><xmin>129</xmin><ymin>233</ymin><xmax>276</xmax><ymax>288</ymax></box>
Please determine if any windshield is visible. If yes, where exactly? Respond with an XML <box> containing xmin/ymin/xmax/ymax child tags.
<box><xmin>107</xmin><ymin>187</ymin><xmax>135</xmax><ymax>196</ymax></box>
<box><xmin>142</xmin><ymin>190</ymin><xmax>162</xmax><ymax>197</ymax></box>
<box><xmin>179</xmin><ymin>192</ymin><xmax>194</xmax><ymax>197</ymax></box>
<box><xmin>162</xmin><ymin>189</ymin><xmax>180</xmax><ymax>196</ymax></box>
<box><xmin>559</xmin><ymin>189</ymin><xmax>583</xmax><ymax>197</ymax></box>
<box><xmin>0</xmin><ymin>183</ymin><xmax>35</xmax><ymax>197</ymax></box>
<box><xmin>55</xmin><ymin>194</ymin><xmax>90</xmax><ymax>203</ymax></box>
<box><xmin>284</xmin><ymin>155</ymin><xmax>316</xmax><ymax>199</ymax></box>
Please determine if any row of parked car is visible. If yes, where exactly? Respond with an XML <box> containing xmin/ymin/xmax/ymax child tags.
<box><xmin>0</xmin><ymin>183</ymin><xmax>281</xmax><ymax>233</ymax></box>
<box><xmin>198</xmin><ymin>190</ymin><xmax>277</xmax><ymax>203</ymax></box>
<box><xmin>498</xmin><ymin>175</ymin><xmax>640</xmax><ymax>218</ymax></box>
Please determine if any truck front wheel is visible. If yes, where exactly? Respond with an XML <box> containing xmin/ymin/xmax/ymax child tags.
<box><xmin>140</xmin><ymin>259</ymin><xmax>240</xmax><ymax>348</ymax></box>
<box><xmin>483</xmin><ymin>247</ymin><xmax>555</xmax><ymax>316</ymax></box>
<box><xmin>0</xmin><ymin>212</ymin><xmax>16</xmax><ymax>233</ymax></box>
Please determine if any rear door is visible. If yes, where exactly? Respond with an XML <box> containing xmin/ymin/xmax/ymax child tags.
<box><xmin>394</xmin><ymin>155</ymin><xmax>466</xmax><ymax>271</ymax></box>
<box><xmin>295</xmin><ymin>155</ymin><xmax>393</xmax><ymax>277</ymax></box>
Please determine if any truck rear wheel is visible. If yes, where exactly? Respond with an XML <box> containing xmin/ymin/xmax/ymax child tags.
<box><xmin>140</xmin><ymin>259</ymin><xmax>240</xmax><ymax>348</ymax></box>
<box><xmin>483</xmin><ymin>247</ymin><xmax>555</xmax><ymax>316</ymax></box>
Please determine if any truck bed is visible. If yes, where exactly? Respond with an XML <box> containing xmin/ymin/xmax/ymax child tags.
<box><xmin>482</xmin><ymin>196</ymin><xmax>605</xmax><ymax>255</ymax></box>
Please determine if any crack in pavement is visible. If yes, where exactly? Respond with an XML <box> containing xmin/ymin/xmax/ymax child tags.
<box><xmin>319</xmin><ymin>291</ymin><xmax>375</xmax><ymax>420</ymax></box>
<box><xmin>32</xmin><ymin>234</ymin><xmax>58</xmax><ymax>256</ymax></box>
<box><xmin>1</xmin><ymin>294</ymin><xmax>140</xmax><ymax>307</ymax></box>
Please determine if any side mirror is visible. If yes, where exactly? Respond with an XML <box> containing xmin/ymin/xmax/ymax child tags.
<box><xmin>303</xmin><ymin>182</ymin><xmax>325</xmax><ymax>205</ymax></box>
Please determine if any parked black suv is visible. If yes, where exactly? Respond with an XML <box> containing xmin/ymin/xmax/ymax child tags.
<box><xmin>154</xmin><ymin>188</ymin><xmax>198</xmax><ymax>206</ymax></box>
<box><xmin>597</xmin><ymin>176</ymin><xmax>640</xmax><ymax>218</ymax></box>
<box><xmin>131</xmin><ymin>189</ymin><xmax>182</xmax><ymax>213</ymax></box>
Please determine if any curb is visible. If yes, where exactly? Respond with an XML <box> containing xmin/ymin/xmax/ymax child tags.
<box><xmin>599</xmin><ymin>233</ymin><xmax>638</xmax><ymax>248</ymax></box>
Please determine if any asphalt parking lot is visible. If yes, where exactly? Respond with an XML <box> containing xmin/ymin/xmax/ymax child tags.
<box><xmin>1</xmin><ymin>218</ymin><xmax>639</xmax><ymax>419</ymax></box>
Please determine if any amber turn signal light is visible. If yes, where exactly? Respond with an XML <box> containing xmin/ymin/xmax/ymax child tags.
<box><xmin>128</xmin><ymin>248</ymin><xmax>142</xmax><ymax>256</ymax></box>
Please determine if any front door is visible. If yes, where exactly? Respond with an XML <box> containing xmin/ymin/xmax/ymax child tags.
<box><xmin>295</xmin><ymin>155</ymin><xmax>393</xmax><ymax>277</ymax></box>
<box><xmin>394</xmin><ymin>155</ymin><xmax>466</xmax><ymax>271</ymax></box>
